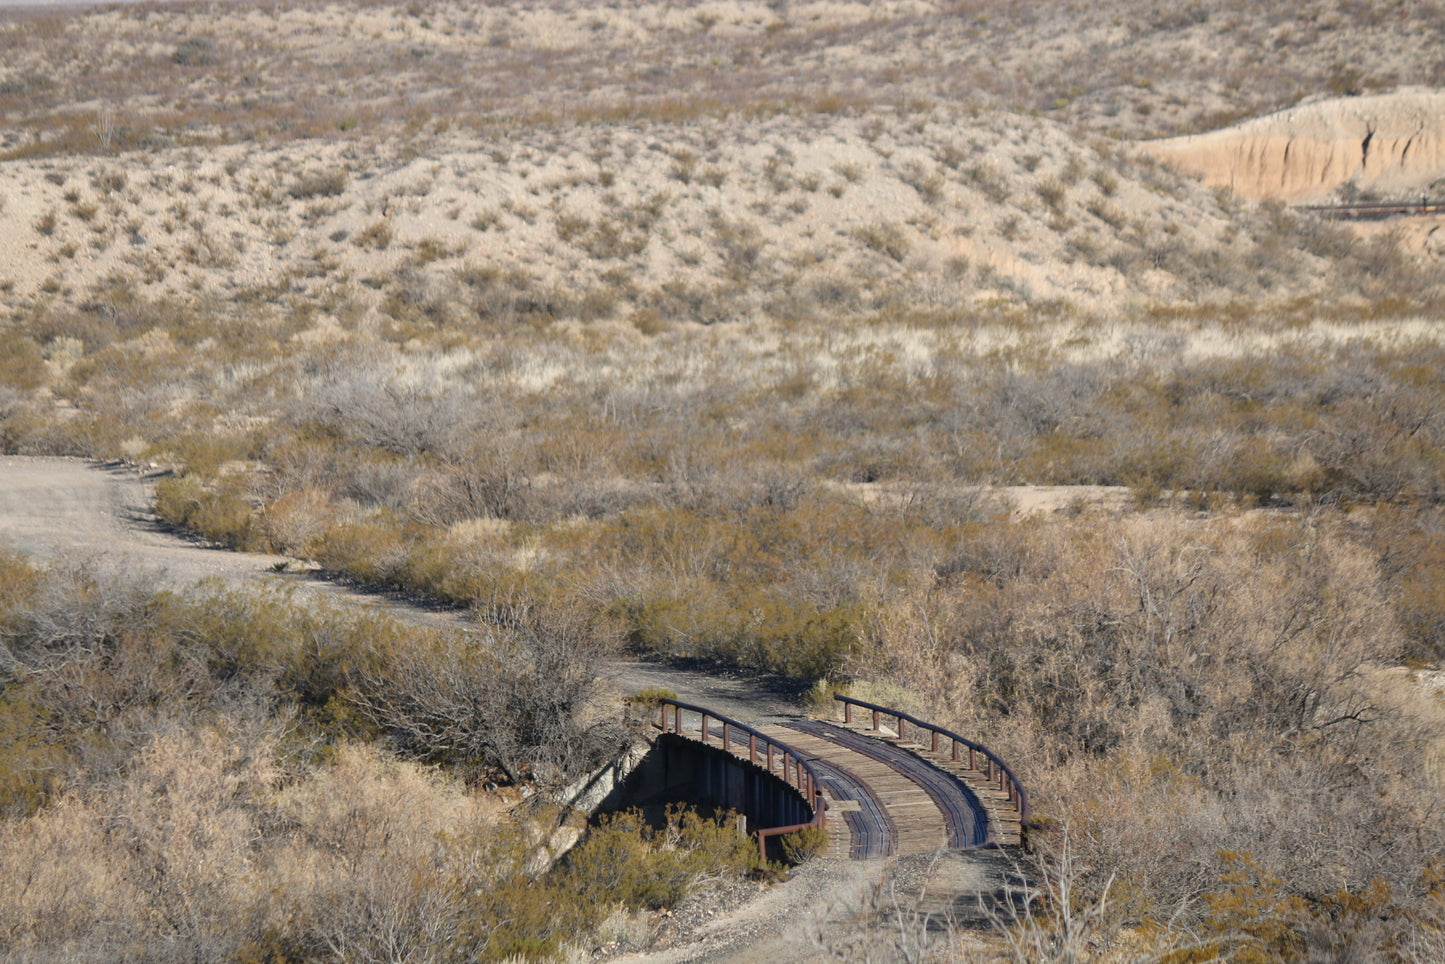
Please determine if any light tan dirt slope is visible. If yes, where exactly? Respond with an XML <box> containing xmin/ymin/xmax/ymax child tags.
<box><xmin>1142</xmin><ymin>88</ymin><xmax>1445</xmax><ymax>202</ymax></box>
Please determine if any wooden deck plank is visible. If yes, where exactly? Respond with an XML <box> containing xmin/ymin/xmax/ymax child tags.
<box><xmin>757</xmin><ymin>723</ymin><xmax>950</xmax><ymax>856</ymax></box>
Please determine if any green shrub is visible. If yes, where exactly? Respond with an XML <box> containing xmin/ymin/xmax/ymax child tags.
<box><xmin>627</xmin><ymin>685</ymin><xmax>678</xmax><ymax>706</ymax></box>
<box><xmin>0</xmin><ymin>683</ymin><xmax>69</xmax><ymax>815</ymax></box>
<box><xmin>154</xmin><ymin>474</ymin><xmax>259</xmax><ymax>549</ymax></box>
<box><xmin>311</xmin><ymin>514</ymin><xmax>410</xmax><ymax>584</ymax></box>
<box><xmin>780</xmin><ymin>824</ymin><xmax>829</xmax><ymax>864</ymax></box>
<box><xmin>560</xmin><ymin>807</ymin><xmax>758</xmax><ymax>911</ymax></box>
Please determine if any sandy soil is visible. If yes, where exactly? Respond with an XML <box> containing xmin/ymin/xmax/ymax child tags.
<box><xmin>0</xmin><ymin>456</ymin><xmax>290</xmax><ymax>585</ymax></box>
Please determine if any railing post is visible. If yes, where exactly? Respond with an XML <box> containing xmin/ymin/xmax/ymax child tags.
<box><xmin>723</xmin><ymin>721</ymin><xmax>731</xmax><ymax>751</ymax></box>
<box><xmin>700</xmin><ymin>713</ymin><xmax>709</xmax><ymax>745</ymax></box>
<box><xmin>844</xmin><ymin>701</ymin><xmax>852</xmax><ymax>725</ymax></box>
<box><xmin>951</xmin><ymin>738</ymin><xmax>959</xmax><ymax>763</ymax></box>
<box><xmin>871</xmin><ymin>708</ymin><xmax>879</xmax><ymax>731</ymax></box>
<box><xmin>898</xmin><ymin>716</ymin><xmax>905</xmax><ymax>742</ymax></box>
<box><xmin>767</xmin><ymin>742</ymin><xmax>774</xmax><ymax>775</ymax></box>
<box><xmin>931</xmin><ymin>729</ymin><xmax>939</xmax><ymax>753</ymax></box>
<box><xmin>749</xmin><ymin>732</ymin><xmax>757</xmax><ymax>764</ymax></box>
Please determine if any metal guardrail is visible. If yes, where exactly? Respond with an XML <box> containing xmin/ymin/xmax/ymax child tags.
<box><xmin>834</xmin><ymin>694</ymin><xmax>1029</xmax><ymax>824</ymax></box>
<box><xmin>653</xmin><ymin>698</ymin><xmax>826</xmax><ymax>857</ymax></box>
<box><xmin>1296</xmin><ymin>198</ymin><xmax>1444</xmax><ymax>220</ymax></box>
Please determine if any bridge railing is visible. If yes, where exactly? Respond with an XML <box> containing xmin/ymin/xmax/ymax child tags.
<box><xmin>652</xmin><ymin>697</ymin><xmax>826</xmax><ymax>857</ymax></box>
<box><xmin>1296</xmin><ymin>198</ymin><xmax>1443</xmax><ymax>220</ymax></box>
<box><xmin>834</xmin><ymin>694</ymin><xmax>1028</xmax><ymax>823</ymax></box>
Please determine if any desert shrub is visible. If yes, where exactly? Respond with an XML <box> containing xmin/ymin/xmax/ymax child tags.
<box><xmin>852</xmin><ymin>222</ymin><xmax>911</xmax><ymax>262</ymax></box>
<box><xmin>964</xmin><ymin>162</ymin><xmax>1011</xmax><ymax>202</ymax></box>
<box><xmin>559</xmin><ymin>807</ymin><xmax>758</xmax><ymax>911</ymax></box>
<box><xmin>288</xmin><ymin>167</ymin><xmax>349</xmax><ymax>199</ymax></box>
<box><xmin>171</xmin><ymin>36</ymin><xmax>216</xmax><ymax>66</ymax></box>
<box><xmin>1035</xmin><ymin>175</ymin><xmax>1068</xmax><ymax>211</ymax></box>
<box><xmin>260</xmin><ymin>487</ymin><xmax>339</xmax><ymax>556</ymax></box>
<box><xmin>627</xmin><ymin>685</ymin><xmax>678</xmax><ymax>707</ymax></box>
<box><xmin>860</xmin><ymin>512</ymin><xmax>1442</xmax><ymax>920</ymax></box>
<box><xmin>0</xmin><ymin>553</ymin><xmax>158</xmax><ymax>668</ymax></box>
<box><xmin>347</xmin><ymin>220</ymin><xmax>392</xmax><ymax>256</ymax></box>
<box><xmin>900</xmin><ymin>161</ymin><xmax>945</xmax><ymax>203</ymax></box>
<box><xmin>154</xmin><ymin>473</ymin><xmax>259</xmax><ymax>549</ymax></box>
<box><xmin>0</xmin><ymin>683</ymin><xmax>70</xmax><ymax>815</ymax></box>
<box><xmin>780</xmin><ymin>824</ymin><xmax>829</xmax><ymax>864</ymax></box>
<box><xmin>1366</xmin><ymin>507</ymin><xmax>1445</xmax><ymax>663</ymax></box>
<box><xmin>0</xmin><ymin>726</ymin><xmax>496</xmax><ymax>962</ymax></box>
<box><xmin>0</xmin><ymin>332</ymin><xmax>46</xmax><ymax>391</ymax></box>
<box><xmin>616</xmin><ymin>590</ymin><xmax>862</xmax><ymax>680</ymax></box>
<box><xmin>445</xmin><ymin>805</ymin><xmax>757</xmax><ymax>962</ymax></box>
<box><xmin>310</xmin><ymin>513</ymin><xmax>411</xmax><ymax>584</ymax></box>
<box><xmin>354</xmin><ymin>605</ymin><xmax>623</xmax><ymax>787</ymax></box>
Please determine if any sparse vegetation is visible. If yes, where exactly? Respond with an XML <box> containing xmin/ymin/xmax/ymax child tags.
<box><xmin>2</xmin><ymin>0</ymin><xmax>1445</xmax><ymax>959</ymax></box>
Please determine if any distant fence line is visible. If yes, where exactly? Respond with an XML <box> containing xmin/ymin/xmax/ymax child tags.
<box><xmin>1295</xmin><ymin>198</ymin><xmax>1445</xmax><ymax>220</ymax></box>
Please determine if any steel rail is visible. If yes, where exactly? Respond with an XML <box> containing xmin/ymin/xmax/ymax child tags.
<box><xmin>653</xmin><ymin>698</ymin><xmax>826</xmax><ymax>858</ymax></box>
<box><xmin>834</xmin><ymin>694</ymin><xmax>1029</xmax><ymax>823</ymax></box>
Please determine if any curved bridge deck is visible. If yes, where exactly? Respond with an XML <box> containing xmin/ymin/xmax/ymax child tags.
<box><xmin>661</xmin><ymin>697</ymin><xmax>1024</xmax><ymax>861</ymax></box>
<box><xmin>780</xmin><ymin>720</ymin><xmax>990</xmax><ymax>853</ymax></box>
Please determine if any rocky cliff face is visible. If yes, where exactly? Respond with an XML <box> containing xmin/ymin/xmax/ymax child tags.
<box><xmin>1141</xmin><ymin>89</ymin><xmax>1445</xmax><ymax>202</ymax></box>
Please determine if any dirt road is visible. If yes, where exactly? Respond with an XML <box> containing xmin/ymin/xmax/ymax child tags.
<box><xmin>0</xmin><ymin>456</ymin><xmax>801</xmax><ymax>720</ymax></box>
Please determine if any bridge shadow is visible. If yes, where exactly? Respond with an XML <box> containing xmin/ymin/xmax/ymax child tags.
<box><xmin>591</xmin><ymin>732</ymin><xmax>814</xmax><ymax>843</ymax></box>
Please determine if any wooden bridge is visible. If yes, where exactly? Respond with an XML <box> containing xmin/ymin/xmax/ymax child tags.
<box><xmin>652</xmin><ymin>695</ymin><xmax>1026</xmax><ymax>860</ymax></box>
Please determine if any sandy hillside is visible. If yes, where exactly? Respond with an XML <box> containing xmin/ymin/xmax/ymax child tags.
<box><xmin>0</xmin><ymin>113</ymin><xmax>1248</xmax><ymax>314</ymax></box>
<box><xmin>3</xmin><ymin>0</ymin><xmax>1445</xmax><ymax>326</ymax></box>
<box><xmin>1142</xmin><ymin>88</ymin><xmax>1445</xmax><ymax>202</ymax></box>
